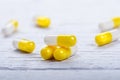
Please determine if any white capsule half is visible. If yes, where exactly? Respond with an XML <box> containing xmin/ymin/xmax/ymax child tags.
<box><xmin>110</xmin><ymin>28</ymin><xmax>120</xmax><ymax>41</ymax></box>
<box><xmin>44</xmin><ymin>35</ymin><xmax>57</xmax><ymax>45</ymax></box>
<box><xmin>70</xmin><ymin>45</ymin><xmax>77</xmax><ymax>56</ymax></box>
<box><xmin>13</xmin><ymin>39</ymin><xmax>19</xmax><ymax>49</ymax></box>
<box><xmin>99</xmin><ymin>20</ymin><xmax>114</xmax><ymax>32</ymax></box>
<box><xmin>2</xmin><ymin>20</ymin><xmax>18</xmax><ymax>36</ymax></box>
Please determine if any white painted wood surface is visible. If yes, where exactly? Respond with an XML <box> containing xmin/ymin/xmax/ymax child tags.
<box><xmin>0</xmin><ymin>0</ymin><xmax>120</xmax><ymax>79</ymax></box>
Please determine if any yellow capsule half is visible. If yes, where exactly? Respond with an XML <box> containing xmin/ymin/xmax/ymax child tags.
<box><xmin>53</xmin><ymin>47</ymin><xmax>71</xmax><ymax>61</ymax></box>
<box><xmin>41</xmin><ymin>46</ymin><xmax>54</xmax><ymax>60</ymax></box>
<box><xmin>95</xmin><ymin>32</ymin><xmax>112</xmax><ymax>46</ymax></box>
<box><xmin>10</xmin><ymin>20</ymin><xmax>19</xmax><ymax>29</ymax></box>
<box><xmin>112</xmin><ymin>17</ymin><xmax>120</xmax><ymax>28</ymax></box>
<box><xmin>13</xmin><ymin>39</ymin><xmax>35</xmax><ymax>53</ymax></box>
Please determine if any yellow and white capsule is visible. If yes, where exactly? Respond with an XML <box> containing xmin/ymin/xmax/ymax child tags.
<box><xmin>99</xmin><ymin>17</ymin><xmax>120</xmax><ymax>32</ymax></box>
<box><xmin>2</xmin><ymin>20</ymin><xmax>18</xmax><ymax>36</ymax></box>
<box><xmin>13</xmin><ymin>39</ymin><xmax>35</xmax><ymax>53</ymax></box>
<box><xmin>44</xmin><ymin>35</ymin><xmax>77</xmax><ymax>47</ymax></box>
<box><xmin>95</xmin><ymin>28</ymin><xmax>120</xmax><ymax>46</ymax></box>
<box><xmin>53</xmin><ymin>46</ymin><xmax>77</xmax><ymax>61</ymax></box>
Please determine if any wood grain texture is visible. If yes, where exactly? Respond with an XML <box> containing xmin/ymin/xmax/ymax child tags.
<box><xmin>0</xmin><ymin>70</ymin><xmax>120</xmax><ymax>80</ymax></box>
<box><xmin>0</xmin><ymin>0</ymin><xmax>120</xmax><ymax>79</ymax></box>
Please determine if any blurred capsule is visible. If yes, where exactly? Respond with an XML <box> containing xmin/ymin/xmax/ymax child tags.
<box><xmin>2</xmin><ymin>20</ymin><xmax>18</xmax><ymax>36</ymax></box>
<box><xmin>35</xmin><ymin>16</ymin><xmax>51</xmax><ymax>28</ymax></box>
<box><xmin>99</xmin><ymin>17</ymin><xmax>120</xmax><ymax>32</ymax></box>
<box><xmin>40</xmin><ymin>46</ymin><xmax>60</xmax><ymax>60</ymax></box>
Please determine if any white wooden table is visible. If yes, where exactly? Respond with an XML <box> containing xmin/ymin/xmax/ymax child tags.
<box><xmin>0</xmin><ymin>0</ymin><xmax>120</xmax><ymax>80</ymax></box>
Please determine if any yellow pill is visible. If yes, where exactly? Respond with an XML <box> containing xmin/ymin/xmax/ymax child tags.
<box><xmin>36</xmin><ymin>16</ymin><xmax>51</xmax><ymax>28</ymax></box>
<box><xmin>53</xmin><ymin>47</ymin><xmax>71</xmax><ymax>61</ymax></box>
<box><xmin>112</xmin><ymin>17</ymin><xmax>120</xmax><ymax>27</ymax></box>
<box><xmin>95</xmin><ymin>32</ymin><xmax>112</xmax><ymax>46</ymax></box>
<box><xmin>44</xmin><ymin>35</ymin><xmax>77</xmax><ymax>47</ymax></box>
<box><xmin>13</xmin><ymin>39</ymin><xmax>35</xmax><ymax>53</ymax></box>
<box><xmin>95</xmin><ymin>28</ymin><xmax>120</xmax><ymax>46</ymax></box>
<box><xmin>99</xmin><ymin>17</ymin><xmax>120</xmax><ymax>32</ymax></box>
<box><xmin>2</xmin><ymin>20</ymin><xmax>19</xmax><ymax>36</ymax></box>
<box><xmin>10</xmin><ymin>20</ymin><xmax>19</xmax><ymax>28</ymax></box>
<box><xmin>40</xmin><ymin>46</ymin><xmax>54</xmax><ymax>60</ymax></box>
<box><xmin>40</xmin><ymin>46</ymin><xmax>60</xmax><ymax>60</ymax></box>
<box><xmin>53</xmin><ymin>45</ymin><xmax>77</xmax><ymax>61</ymax></box>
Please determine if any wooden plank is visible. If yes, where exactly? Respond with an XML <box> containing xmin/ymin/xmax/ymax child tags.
<box><xmin>0</xmin><ymin>70</ymin><xmax>120</xmax><ymax>80</ymax></box>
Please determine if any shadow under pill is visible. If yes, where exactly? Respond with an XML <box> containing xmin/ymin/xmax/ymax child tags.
<box><xmin>34</xmin><ymin>24</ymin><xmax>51</xmax><ymax>30</ymax></box>
<box><xmin>96</xmin><ymin>40</ymin><xmax>120</xmax><ymax>49</ymax></box>
<box><xmin>2</xmin><ymin>32</ymin><xmax>19</xmax><ymax>38</ymax></box>
<box><xmin>13</xmin><ymin>49</ymin><xmax>35</xmax><ymax>54</ymax></box>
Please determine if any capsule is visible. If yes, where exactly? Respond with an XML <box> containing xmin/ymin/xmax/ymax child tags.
<box><xmin>2</xmin><ymin>20</ymin><xmax>18</xmax><ymax>36</ymax></box>
<box><xmin>40</xmin><ymin>46</ymin><xmax>58</xmax><ymax>60</ymax></box>
<box><xmin>13</xmin><ymin>39</ymin><xmax>35</xmax><ymax>53</ymax></box>
<box><xmin>99</xmin><ymin>17</ymin><xmax>120</xmax><ymax>32</ymax></box>
<box><xmin>53</xmin><ymin>46</ymin><xmax>77</xmax><ymax>61</ymax></box>
<box><xmin>95</xmin><ymin>28</ymin><xmax>120</xmax><ymax>46</ymax></box>
<box><xmin>35</xmin><ymin>16</ymin><xmax>51</xmax><ymax>28</ymax></box>
<box><xmin>44</xmin><ymin>35</ymin><xmax>77</xmax><ymax>47</ymax></box>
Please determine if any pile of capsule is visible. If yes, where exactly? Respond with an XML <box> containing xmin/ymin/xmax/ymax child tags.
<box><xmin>95</xmin><ymin>17</ymin><xmax>120</xmax><ymax>46</ymax></box>
<box><xmin>1</xmin><ymin>16</ymin><xmax>77</xmax><ymax>61</ymax></box>
<box><xmin>41</xmin><ymin>35</ymin><xmax>77</xmax><ymax>61</ymax></box>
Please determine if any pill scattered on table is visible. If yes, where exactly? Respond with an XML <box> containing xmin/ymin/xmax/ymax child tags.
<box><xmin>13</xmin><ymin>39</ymin><xmax>36</xmax><ymax>53</ymax></box>
<box><xmin>35</xmin><ymin>16</ymin><xmax>51</xmax><ymax>28</ymax></box>
<box><xmin>44</xmin><ymin>35</ymin><xmax>77</xmax><ymax>47</ymax></box>
<box><xmin>95</xmin><ymin>28</ymin><xmax>120</xmax><ymax>46</ymax></box>
<box><xmin>99</xmin><ymin>17</ymin><xmax>120</xmax><ymax>32</ymax></box>
<box><xmin>2</xmin><ymin>20</ymin><xmax>18</xmax><ymax>37</ymax></box>
<box><xmin>40</xmin><ymin>34</ymin><xmax>77</xmax><ymax>61</ymax></box>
